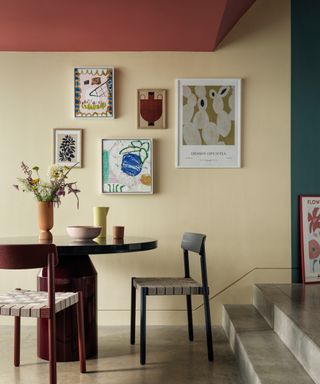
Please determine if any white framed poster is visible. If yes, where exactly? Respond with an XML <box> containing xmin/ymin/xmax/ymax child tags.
<box><xmin>102</xmin><ymin>139</ymin><xmax>153</xmax><ymax>194</ymax></box>
<box><xmin>176</xmin><ymin>78</ymin><xmax>241</xmax><ymax>168</ymax></box>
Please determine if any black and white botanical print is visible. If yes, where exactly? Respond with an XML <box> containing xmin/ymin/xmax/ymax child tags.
<box><xmin>58</xmin><ymin>135</ymin><xmax>76</xmax><ymax>162</ymax></box>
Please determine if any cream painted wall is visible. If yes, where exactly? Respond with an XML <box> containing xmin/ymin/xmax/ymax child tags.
<box><xmin>0</xmin><ymin>0</ymin><xmax>290</xmax><ymax>326</ymax></box>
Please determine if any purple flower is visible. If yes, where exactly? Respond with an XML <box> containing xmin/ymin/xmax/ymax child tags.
<box><xmin>56</xmin><ymin>188</ymin><xmax>65</xmax><ymax>197</ymax></box>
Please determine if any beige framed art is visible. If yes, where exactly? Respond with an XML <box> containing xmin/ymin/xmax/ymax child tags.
<box><xmin>53</xmin><ymin>128</ymin><xmax>83</xmax><ymax>168</ymax></box>
<box><xmin>176</xmin><ymin>78</ymin><xmax>241</xmax><ymax>168</ymax></box>
<box><xmin>137</xmin><ymin>89</ymin><xmax>166</xmax><ymax>129</ymax></box>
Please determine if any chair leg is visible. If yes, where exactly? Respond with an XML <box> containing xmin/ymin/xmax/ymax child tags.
<box><xmin>48</xmin><ymin>317</ymin><xmax>57</xmax><ymax>384</ymax></box>
<box><xmin>186</xmin><ymin>295</ymin><xmax>194</xmax><ymax>341</ymax></box>
<box><xmin>203</xmin><ymin>292</ymin><xmax>214</xmax><ymax>361</ymax></box>
<box><xmin>130</xmin><ymin>277</ymin><xmax>136</xmax><ymax>345</ymax></box>
<box><xmin>140</xmin><ymin>288</ymin><xmax>147</xmax><ymax>365</ymax></box>
<box><xmin>76</xmin><ymin>291</ymin><xmax>86</xmax><ymax>373</ymax></box>
<box><xmin>14</xmin><ymin>316</ymin><xmax>20</xmax><ymax>367</ymax></box>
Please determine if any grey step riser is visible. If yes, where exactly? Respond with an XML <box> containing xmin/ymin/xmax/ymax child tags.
<box><xmin>253</xmin><ymin>286</ymin><xmax>320</xmax><ymax>384</ymax></box>
<box><xmin>222</xmin><ymin>306</ymin><xmax>262</xmax><ymax>384</ymax></box>
<box><xmin>223</xmin><ymin>304</ymin><xmax>316</xmax><ymax>384</ymax></box>
<box><xmin>253</xmin><ymin>285</ymin><xmax>274</xmax><ymax>327</ymax></box>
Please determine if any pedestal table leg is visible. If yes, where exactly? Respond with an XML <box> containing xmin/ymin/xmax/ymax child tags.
<box><xmin>37</xmin><ymin>254</ymin><xmax>97</xmax><ymax>362</ymax></box>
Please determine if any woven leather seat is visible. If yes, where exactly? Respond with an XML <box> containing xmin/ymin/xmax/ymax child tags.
<box><xmin>0</xmin><ymin>289</ymin><xmax>79</xmax><ymax>318</ymax></box>
<box><xmin>133</xmin><ymin>277</ymin><xmax>204</xmax><ymax>295</ymax></box>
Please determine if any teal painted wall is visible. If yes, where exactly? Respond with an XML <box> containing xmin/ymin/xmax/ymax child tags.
<box><xmin>291</xmin><ymin>0</ymin><xmax>320</xmax><ymax>282</ymax></box>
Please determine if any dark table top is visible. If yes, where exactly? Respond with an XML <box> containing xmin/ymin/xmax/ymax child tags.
<box><xmin>0</xmin><ymin>236</ymin><xmax>158</xmax><ymax>256</ymax></box>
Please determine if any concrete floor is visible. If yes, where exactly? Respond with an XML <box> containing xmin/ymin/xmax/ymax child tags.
<box><xmin>0</xmin><ymin>325</ymin><xmax>243</xmax><ymax>384</ymax></box>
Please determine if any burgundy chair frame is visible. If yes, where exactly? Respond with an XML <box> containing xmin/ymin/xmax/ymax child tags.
<box><xmin>0</xmin><ymin>244</ymin><xmax>86</xmax><ymax>384</ymax></box>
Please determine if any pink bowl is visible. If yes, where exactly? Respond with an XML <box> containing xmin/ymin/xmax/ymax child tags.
<box><xmin>66</xmin><ymin>226</ymin><xmax>102</xmax><ymax>241</ymax></box>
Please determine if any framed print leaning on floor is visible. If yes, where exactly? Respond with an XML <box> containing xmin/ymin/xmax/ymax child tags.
<box><xmin>176</xmin><ymin>78</ymin><xmax>241</xmax><ymax>168</ymax></box>
<box><xmin>300</xmin><ymin>195</ymin><xmax>320</xmax><ymax>283</ymax></box>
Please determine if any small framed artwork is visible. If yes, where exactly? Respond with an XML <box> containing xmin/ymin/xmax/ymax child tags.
<box><xmin>137</xmin><ymin>89</ymin><xmax>166</xmax><ymax>128</ymax></box>
<box><xmin>176</xmin><ymin>78</ymin><xmax>241</xmax><ymax>168</ymax></box>
<box><xmin>102</xmin><ymin>139</ymin><xmax>153</xmax><ymax>194</ymax></box>
<box><xmin>300</xmin><ymin>195</ymin><xmax>320</xmax><ymax>283</ymax></box>
<box><xmin>53</xmin><ymin>128</ymin><xmax>83</xmax><ymax>167</ymax></box>
<box><xmin>74</xmin><ymin>67</ymin><xmax>114</xmax><ymax>118</ymax></box>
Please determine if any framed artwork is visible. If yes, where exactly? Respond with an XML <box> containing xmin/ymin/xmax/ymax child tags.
<box><xmin>74</xmin><ymin>67</ymin><xmax>114</xmax><ymax>118</ymax></box>
<box><xmin>137</xmin><ymin>89</ymin><xmax>166</xmax><ymax>128</ymax></box>
<box><xmin>102</xmin><ymin>139</ymin><xmax>153</xmax><ymax>194</ymax></box>
<box><xmin>176</xmin><ymin>78</ymin><xmax>241</xmax><ymax>168</ymax></box>
<box><xmin>53</xmin><ymin>128</ymin><xmax>83</xmax><ymax>167</ymax></box>
<box><xmin>300</xmin><ymin>195</ymin><xmax>320</xmax><ymax>283</ymax></box>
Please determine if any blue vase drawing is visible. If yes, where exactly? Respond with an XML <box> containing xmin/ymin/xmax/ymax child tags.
<box><xmin>121</xmin><ymin>153</ymin><xmax>143</xmax><ymax>176</ymax></box>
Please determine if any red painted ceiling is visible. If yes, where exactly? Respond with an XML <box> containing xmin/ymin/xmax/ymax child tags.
<box><xmin>0</xmin><ymin>0</ymin><xmax>255</xmax><ymax>51</ymax></box>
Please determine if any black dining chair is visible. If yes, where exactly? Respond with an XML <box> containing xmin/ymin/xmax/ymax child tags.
<box><xmin>130</xmin><ymin>232</ymin><xmax>213</xmax><ymax>365</ymax></box>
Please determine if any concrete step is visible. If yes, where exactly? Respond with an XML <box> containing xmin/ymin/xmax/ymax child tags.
<box><xmin>222</xmin><ymin>304</ymin><xmax>315</xmax><ymax>384</ymax></box>
<box><xmin>254</xmin><ymin>284</ymin><xmax>320</xmax><ymax>384</ymax></box>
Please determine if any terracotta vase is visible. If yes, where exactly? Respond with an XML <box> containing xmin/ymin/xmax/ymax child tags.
<box><xmin>38</xmin><ymin>202</ymin><xmax>54</xmax><ymax>241</ymax></box>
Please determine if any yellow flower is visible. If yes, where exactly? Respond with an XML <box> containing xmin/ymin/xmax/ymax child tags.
<box><xmin>48</xmin><ymin>164</ymin><xmax>65</xmax><ymax>179</ymax></box>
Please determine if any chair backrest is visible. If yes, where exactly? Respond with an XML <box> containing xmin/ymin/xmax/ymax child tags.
<box><xmin>0</xmin><ymin>244</ymin><xmax>58</xmax><ymax>269</ymax></box>
<box><xmin>181</xmin><ymin>232</ymin><xmax>209</xmax><ymax>291</ymax></box>
<box><xmin>0</xmin><ymin>244</ymin><xmax>58</xmax><ymax>316</ymax></box>
<box><xmin>181</xmin><ymin>232</ymin><xmax>206</xmax><ymax>255</ymax></box>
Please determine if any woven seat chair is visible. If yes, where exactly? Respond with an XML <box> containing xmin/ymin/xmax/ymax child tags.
<box><xmin>130</xmin><ymin>232</ymin><xmax>213</xmax><ymax>365</ymax></box>
<box><xmin>0</xmin><ymin>244</ymin><xmax>86</xmax><ymax>384</ymax></box>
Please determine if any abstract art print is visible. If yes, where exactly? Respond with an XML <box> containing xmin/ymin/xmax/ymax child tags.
<box><xmin>102</xmin><ymin>139</ymin><xmax>153</xmax><ymax>194</ymax></box>
<box><xmin>176</xmin><ymin>78</ymin><xmax>241</xmax><ymax>168</ymax></box>
<box><xmin>300</xmin><ymin>195</ymin><xmax>320</xmax><ymax>283</ymax></box>
<box><xmin>53</xmin><ymin>129</ymin><xmax>83</xmax><ymax>167</ymax></box>
<box><xmin>137</xmin><ymin>89</ymin><xmax>166</xmax><ymax>128</ymax></box>
<box><xmin>74</xmin><ymin>67</ymin><xmax>114</xmax><ymax>118</ymax></box>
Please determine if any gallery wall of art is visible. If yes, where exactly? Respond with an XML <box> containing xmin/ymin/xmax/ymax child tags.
<box><xmin>0</xmin><ymin>0</ymin><xmax>291</xmax><ymax>325</ymax></box>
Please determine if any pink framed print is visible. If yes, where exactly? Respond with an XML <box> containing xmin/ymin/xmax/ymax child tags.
<box><xmin>300</xmin><ymin>195</ymin><xmax>320</xmax><ymax>283</ymax></box>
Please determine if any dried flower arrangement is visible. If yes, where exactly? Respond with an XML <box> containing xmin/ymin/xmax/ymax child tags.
<box><xmin>14</xmin><ymin>162</ymin><xmax>80</xmax><ymax>208</ymax></box>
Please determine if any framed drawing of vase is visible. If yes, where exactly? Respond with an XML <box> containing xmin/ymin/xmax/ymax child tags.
<box><xmin>176</xmin><ymin>78</ymin><xmax>241</xmax><ymax>168</ymax></box>
<box><xmin>102</xmin><ymin>139</ymin><xmax>153</xmax><ymax>194</ymax></box>
<box><xmin>137</xmin><ymin>89</ymin><xmax>166</xmax><ymax>129</ymax></box>
<box><xmin>300</xmin><ymin>195</ymin><xmax>320</xmax><ymax>283</ymax></box>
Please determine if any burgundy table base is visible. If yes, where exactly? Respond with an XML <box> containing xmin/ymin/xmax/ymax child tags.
<box><xmin>37</xmin><ymin>254</ymin><xmax>97</xmax><ymax>362</ymax></box>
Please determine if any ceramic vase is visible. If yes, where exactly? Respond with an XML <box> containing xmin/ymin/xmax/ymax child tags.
<box><xmin>38</xmin><ymin>201</ymin><xmax>54</xmax><ymax>241</ymax></box>
<box><xmin>93</xmin><ymin>206</ymin><xmax>109</xmax><ymax>238</ymax></box>
<box><xmin>140</xmin><ymin>91</ymin><xmax>163</xmax><ymax>126</ymax></box>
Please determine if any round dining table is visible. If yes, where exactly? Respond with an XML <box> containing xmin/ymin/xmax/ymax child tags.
<box><xmin>0</xmin><ymin>236</ymin><xmax>157</xmax><ymax>362</ymax></box>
